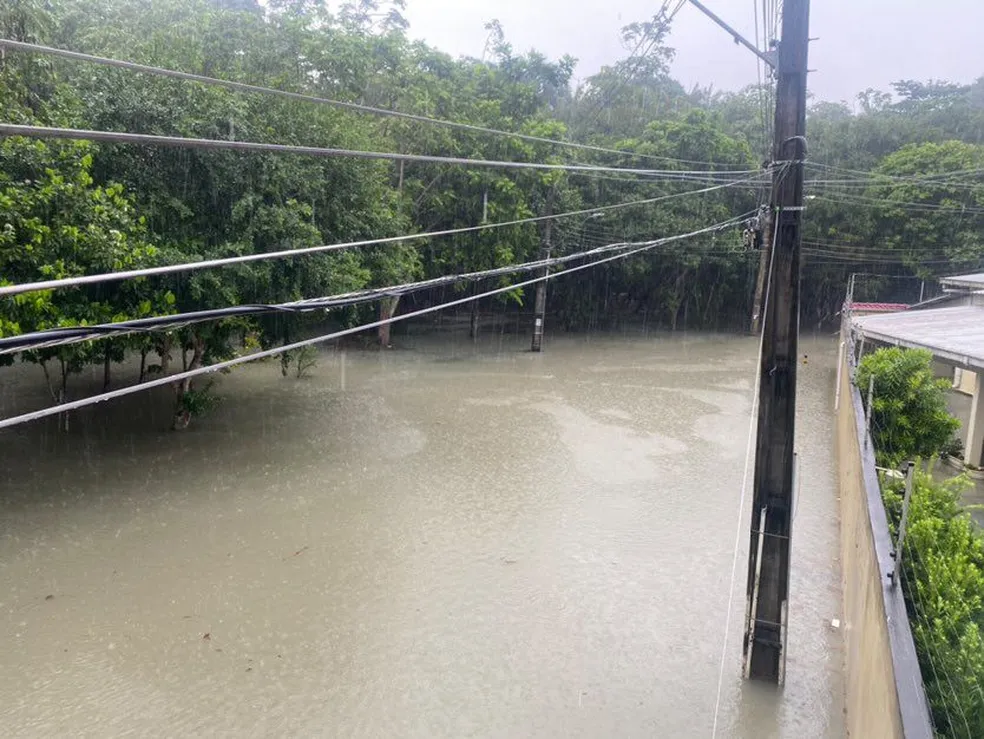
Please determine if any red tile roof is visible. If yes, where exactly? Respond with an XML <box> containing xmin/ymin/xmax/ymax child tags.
<box><xmin>850</xmin><ymin>302</ymin><xmax>910</xmax><ymax>313</ymax></box>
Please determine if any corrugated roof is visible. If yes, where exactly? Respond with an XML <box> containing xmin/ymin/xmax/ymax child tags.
<box><xmin>941</xmin><ymin>273</ymin><xmax>984</xmax><ymax>290</ymax></box>
<box><xmin>853</xmin><ymin>305</ymin><xmax>984</xmax><ymax>371</ymax></box>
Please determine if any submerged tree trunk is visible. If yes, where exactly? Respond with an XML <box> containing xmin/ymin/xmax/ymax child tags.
<box><xmin>280</xmin><ymin>322</ymin><xmax>292</xmax><ymax>376</ymax></box>
<box><xmin>58</xmin><ymin>357</ymin><xmax>69</xmax><ymax>432</ymax></box>
<box><xmin>172</xmin><ymin>335</ymin><xmax>204</xmax><ymax>431</ymax></box>
<box><xmin>103</xmin><ymin>344</ymin><xmax>112</xmax><ymax>391</ymax></box>
<box><xmin>703</xmin><ymin>284</ymin><xmax>718</xmax><ymax>326</ymax></box>
<box><xmin>469</xmin><ymin>300</ymin><xmax>479</xmax><ymax>340</ymax></box>
<box><xmin>39</xmin><ymin>359</ymin><xmax>68</xmax><ymax>431</ymax></box>
<box><xmin>378</xmin><ymin>296</ymin><xmax>399</xmax><ymax>348</ymax></box>
<box><xmin>40</xmin><ymin>359</ymin><xmax>57</xmax><ymax>404</ymax></box>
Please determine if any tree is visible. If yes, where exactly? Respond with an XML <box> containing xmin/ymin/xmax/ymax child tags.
<box><xmin>865</xmin><ymin>141</ymin><xmax>984</xmax><ymax>272</ymax></box>
<box><xmin>855</xmin><ymin>347</ymin><xmax>961</xmax><ymax>467</ymax></box>
<box><xmin>0</xmin><ymin>137</ymin><xmax>171</xmax><ymax>408</ymax></box>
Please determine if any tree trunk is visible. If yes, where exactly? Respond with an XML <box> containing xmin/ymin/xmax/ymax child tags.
<box><xmin>469</xmin><ymin>300</ymin><xmax>479</xmax><ymax>340</ymax></box>
<box><xmin>703</xmin><ymin>284</ymin><xmax>718</xmax><ymax>325</ymax></box>
<box><xmin>378</xmin><ymin>296</ymin><xmax>399</xmax><ymax>348</ymax></box>
<box><xmin>38</xmin><ymin>359</ymin><xmax>68</xmax><ymax>431</ymax></box>
<box><xmin>280</xmin><ymin>323</ymin><xmax>292</xmax><ymax>376</ymax></box>
<box><xmin>59</xmin><ymin>357</ymin><xmax>69</xmax><ymax>432</ymax></box>
<box><xmin>172</xmin><ymin>335</ymin><xmax>204</xmax><ymax>431</ymax></box>
<box><xmin>670</xmin><ymin>272</ymin><xmax>688</xmax><ymax>331</ymax></box>
<box><xmin>139</xmin><ymin>347</ymin><xmax>149</xmax><ymax>383</ymax></box>
<box><xmin>103</xmin><ymin>344</ymin><xmax>112</xmax><ymax>391</ymax></box>
<box><xmin>40</xmin><ymin>359</ymin><xmax>58</xmax><ymax>403</ymax></box>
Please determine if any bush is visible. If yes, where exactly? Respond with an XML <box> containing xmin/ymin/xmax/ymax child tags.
<box><xmin>856</xmin><ymin>347</ymin><xmax>961</xmax><ymax>467</ymax></box>
<box><xmin>179</xmin><ymin>382</ymin><xmax>220</xmax><ymax>418</ymax></box>
<box><xmin>883</xmin><ymin>469</ymin><xmax>984</xmax><ymax>737</ymax></box>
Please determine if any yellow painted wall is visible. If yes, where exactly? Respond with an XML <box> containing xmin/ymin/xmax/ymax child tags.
<box><xmin>837</xmin><ymin>352</ymin><xmax>905</xmax><ymax>738</ymax></box>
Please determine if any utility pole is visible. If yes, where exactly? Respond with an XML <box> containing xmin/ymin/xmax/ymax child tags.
<box><xmin>530</xmin><ymin>208</ymin><xmax>552</xmax><ymax>353</ymax></box>
<box><xmin>743</xmin><ymin>0</ymin><xmax>810</xmax><ymax>683</ymax></box>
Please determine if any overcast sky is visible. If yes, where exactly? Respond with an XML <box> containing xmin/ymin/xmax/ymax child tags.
<box><xmin>401</xmin><ymin>0</ymin><xmax>984</xmax><ymax>104</ymax></box>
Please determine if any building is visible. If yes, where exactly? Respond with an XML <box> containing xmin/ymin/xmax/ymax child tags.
<box><xmin>849</xmin><ymin>273</ymin><xmax>984</xmax><ymax>469</ymax></box>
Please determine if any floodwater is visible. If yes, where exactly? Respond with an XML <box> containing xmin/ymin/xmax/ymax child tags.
<box><xmin>0</xmin><ymin>329</ymin><xmax>845</xmax><ymax>737</ymax></box>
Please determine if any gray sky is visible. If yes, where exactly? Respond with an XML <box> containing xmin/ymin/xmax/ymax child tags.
<box><xmin>402</xmin><ymin>0</ymin><xmax>984</xmax><ymax>103</ymax></box>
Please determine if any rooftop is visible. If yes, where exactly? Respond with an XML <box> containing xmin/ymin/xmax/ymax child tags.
<box><xmin>852</xmin><ymin>305</ymin><xmax>984</xmax><ymax>372</ymax></box>
<box><xmin>849</xmin><ymin>302</ymin><xmax>910</xmax><ymax>313</ymax></box>
<box><xmin>941</xmin><ymin>273</ymin><xmax>984</xmax><ymax>291</ymax></box>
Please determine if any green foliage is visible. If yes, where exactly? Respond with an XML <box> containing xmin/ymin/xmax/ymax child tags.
<box><xmin>856</xmin><ymin>348</ymin><xmax>961</xmax><ymax>467</ymax></box>
<box><xmin>292</xmin><ymin>344</ymin><xmax>318</xmax><ymax>379</ymax></box>
<box><xmin>179</xmin><ymin>380</ymin><xmax>220</xmax><ymax>417</ymax></box>
<box><xmin>882</xmin><ymin>470</ymin><xmax>984</xmax><ymax>738</ymax></box>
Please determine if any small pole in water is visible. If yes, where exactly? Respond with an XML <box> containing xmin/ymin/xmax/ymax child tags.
<box><xmin>531</xmin><ymin>203</ymin><xmax>553</xmax><ymax>353</ymax></box>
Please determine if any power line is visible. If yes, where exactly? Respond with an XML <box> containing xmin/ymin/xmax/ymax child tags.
<box><xmin>0</xmin><ymin>124</ymin><xmax>763</xmax><ymax>182</ymax></box>
<box><xmin>0</xmin><ymin>212</ymin><xmax>756</xmax><ymax>355</ymax></box>
<box><xmin>0</xmin><ymin>178</ymin><xmax>762</xmax><ymax>298</ymax></box>
<box><xmin>800</xmin><ymin>238</ymin><xmax>980</xmax><ymax>255</ymax></box>
<box><xmin>810</xmin><ymin>192</ymin><xmax>984</xmax><ymax>215</ymax></box>
<box><xmin>801</xmin><ymin>240</ymin><xmax>957</xmax><ymax>256</ymax></box>
<box><xmin>0</xmin><ymin>38</ymin><xmax>715</xmax><ymax>168</ymax></box>
<box><xmin>806</xmin><ymin>178</ymin><xmax>983</xmax><ymax>191</ymax></box>
<box><xmin>0</xmin><ymin>213</ymin><xmax>752</xmax><ymax>431</ymax></box>
<box><xmin>806</xmin><ymin>162</ymin><xmax>984</xmax><ymax>187</ymax></box>
<box><xmin>578</xmin><ymin>0</ymin><xmax>687</xmax><ymax>130</ymax></box>
<box><xmin>802</xmin><ymin>251</ymin><xmax>972</xmax><ymax>266</ymax></box>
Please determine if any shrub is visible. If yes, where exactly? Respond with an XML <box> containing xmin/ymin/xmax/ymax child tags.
<box><xmin>883</xmin><ymin>470</ymin><xmax>984</xmax><ymax>737</ymax></box>
<box><xmin>856</xmin><ymin>347</ymin><xmax>960</xmax><ymax>467</ymax></box>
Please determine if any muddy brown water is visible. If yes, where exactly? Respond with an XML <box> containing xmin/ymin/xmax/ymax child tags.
<box><xmin>0</xmin><ymin>331</ymin><xmax>844</xmax><ymax>737</ymax></box>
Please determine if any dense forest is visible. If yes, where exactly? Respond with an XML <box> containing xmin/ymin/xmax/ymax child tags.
<box><xmin>1</xmin><ymin>0</ymin><xmax>983</xmax><ymax>423</ymax></box>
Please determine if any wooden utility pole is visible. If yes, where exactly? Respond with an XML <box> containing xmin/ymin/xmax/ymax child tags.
<box><xmin>743</xmin><ymin>0</ymin><xmax>810</xmax><ymax>682</ymax></box>
<box><xmin>530</xmin><ymin>207</ymin><xmax>552</xmax><ymax>353</ymax></box>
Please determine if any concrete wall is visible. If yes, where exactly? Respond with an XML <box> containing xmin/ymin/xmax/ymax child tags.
<box><xmin>953</xmin><ymin>368</ymin><xmax>978</xmax><ymax>395</ymax></box>
<box><xmin>837</xmin><ymin>339</ymin><xmax>933</xmax><ymax>738</ymax></box>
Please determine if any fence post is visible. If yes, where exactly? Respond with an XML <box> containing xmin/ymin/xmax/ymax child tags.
<box><xmin>834</xmin><ymin>341</ymin><xmax>845</xmax><ymax>410</ymax></box>
<box><xmin>865</xmin><ymin>375</ymin><xmax>875</xmax><ymax>448</ymax></box>
<box><xmin>892</xmin><ymin>461</ymin><xmax>916</xmax><ymax>586</ymax></box>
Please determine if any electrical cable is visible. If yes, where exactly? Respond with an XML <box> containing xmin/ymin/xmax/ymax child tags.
<box><xmin>807</xmin><ymin>162</ymin><xmax>984</xmax><ymax>187</ymax></box>
<box><xmin>576</xmin><ymin>0</ymin><xmax>687</xmax><ymax>132</ymax></box>
<box><xmin>0</xmin><ymin>124</ymin><xmax>763</xmax><ymax>181</ymax></box>
<box><xmin>0</xmin><ymin>212</ymin><xmax>757</xmax><ymax>354</ymax></box>
<box><xmin>0</xmin><ymin>212</ymin><xmax>752</xmax><ymax>431</ymax></box>
<box><xmin>810</xmin><ymin>192</ymin><xmax>984</xmax><ymax>215</ymax></box>
<box><xmin>0</xmin><ymin>37</ymin><xmax>726</xmax><ymax>169</ymax></box>
<box><xmin>0</xmin><ymin>177</ymin><xmax>764</xmax><ymax>298</ymax></box>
